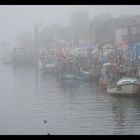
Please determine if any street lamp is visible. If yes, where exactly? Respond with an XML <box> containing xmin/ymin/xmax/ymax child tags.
<box><xmin>33</xmin><ymin>23</ymin><xmax>42</xmax><ymax>66</ymax></box>
<box><xmin>90</xmin><ymin>19</ymin><xmax>97</xmax><ymax>46</ymax></box>
<box><xmin>34</xmin><ymin>23</ymin><xmax>42</xmax><ymax>48</ymax></box>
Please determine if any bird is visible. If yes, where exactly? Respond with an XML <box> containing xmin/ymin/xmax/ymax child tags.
<box><xmin>44</xmin><ymin>119</ymin><xmax>47</xmax><ymax>124</ymax></box>
<box><xmin>44</xmin><ymin>118</ymin><xmax>51</xmax><ymax>135</ymax></box>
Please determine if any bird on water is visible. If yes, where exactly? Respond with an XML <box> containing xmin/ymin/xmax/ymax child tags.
<box><xmin>44</xmin><ymin>118</ymin><xmax>51</xmax><ymax>135</ymax></box>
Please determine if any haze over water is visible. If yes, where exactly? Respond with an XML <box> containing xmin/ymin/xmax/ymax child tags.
<box><xmin>0</xmin><ymin>63</ymin><xmax>140</xmax><ymax>134</ymax></box>
<box><xmin>0</xmin><ymin>5</ymin><xmax>140</xmax><ymax>135</ymax></box>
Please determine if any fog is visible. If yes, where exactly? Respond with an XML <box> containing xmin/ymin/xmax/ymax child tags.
<box><xmin>1</xmin><ymin>5</ymin><xmax>140</xmax><ymax>135</ymax></box>
<box><xmin>0</xmin><ymin>5</ymin><xmax>140</xmax><ymax>45</ymax></box>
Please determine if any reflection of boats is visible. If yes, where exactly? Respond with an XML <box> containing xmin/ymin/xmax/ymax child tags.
<box><xmin>107</xmin><ymin>77</ymin><xmax>140</xmax><ymax>95</ymax></box>
<box><xmin>99</xmin><ymin>79</ymin><xmax>109</xmax><ymax>90</ymax></box>
<box><xmin>60</xmin><ymin>59</ymin><xmax>77</xmax><ymax>80</ymax></box>
<box><xmin>61</xmin><ymin>73</ymin><xmax>76</xmax><ymax>79</ymax></box>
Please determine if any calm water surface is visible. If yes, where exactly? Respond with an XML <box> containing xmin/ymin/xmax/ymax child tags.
<box><xmin>0</xmin><ymin>63</ymin><xmax>140</xmax><ymax>135</ymax></box>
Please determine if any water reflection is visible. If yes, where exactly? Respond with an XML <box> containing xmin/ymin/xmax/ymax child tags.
<box><xmin>110</xmin><ymin>96</ymin><xmax>140</xmax><ymax>134</ymax></box>
<box><xmin>1</xmin><ymin>63</ymin><xmax>140</xmax><ymax>134</ymax></box>
<box><xmin>59</xmin><ymin>79</ymin><xmax>79</xmax><ymax>92</ymax></box>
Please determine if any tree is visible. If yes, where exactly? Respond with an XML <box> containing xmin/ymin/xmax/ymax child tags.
<box><xmin>91</xmin><ymin>13</ymin><xmax>114</xmax><ymax>44</ymax></box>
<box><xmin>69</xmin><ymin>11</ymin><xmax>91</xmax><ymax>45</ymax></box>
<box><xmin>94</xmin><ymin>13</ymin><xmax>113</xmax><ymax>21</ymax></box>
<box><xmin>39</xmin><ymin>23</ymin><xmax>70</xmax><ymax>48</ymax></box>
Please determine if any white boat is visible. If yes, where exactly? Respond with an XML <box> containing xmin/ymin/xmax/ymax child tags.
<box><xmin>39</xmin><ymin>56</ymin><xmax>55</xmax><ymax>72</ymax></box>
<box><xmin>107</xmin><ymin>77</ymin><xmax>140</xmax><ymax>95</ymax></box>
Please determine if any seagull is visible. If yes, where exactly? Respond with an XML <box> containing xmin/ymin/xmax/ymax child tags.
<box><xmin>44</xmin><ymin>119</ymin><xmax>47</xmax><ymax>124</ymax></box>
<box><xmin>44</xmin><ymin>118</ymin><xmax>51</xmax><ymax>135</ymax></box>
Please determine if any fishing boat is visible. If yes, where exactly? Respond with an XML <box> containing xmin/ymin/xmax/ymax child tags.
<box><xmin>39</xmin><ymin>55</ymin><xmax>56</xmax><ymax>72</ymax></box>
<box><xmin>41</xmin><ymin>63</ymin><xmax>55</xmax><ymax>72</ymax></box>
<box><xmin>107</xmin><ymin>77</ymin><xmax>140</xmax><ymax>96</ymax></box>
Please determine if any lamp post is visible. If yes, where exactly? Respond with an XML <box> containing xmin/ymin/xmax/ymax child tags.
<box><xmin>33</xmin><ymin>23</ymin><xmax>42</xmax><ymax>64</ymax></box>
<box><xmin>90</xmin><ymin>19</ymin><xmax>97</xmax><ymax>45</ymax></box>
<box><xmin>34</xmin><ymin>23</ymin><xmax>42</xmax><ymax>48</ymax></box>
<box><xmin>89</xmin><ymin>19</ymin><xmax>97</xmax><ymax>66</ymax></box>
<box><xmin>33</xmin><ymin>23</ymin><xmax>41</xmax><ymax>97</ymax></box>
<box><xmin>90</xmin><ymin>19</ymin><xmax>94</xmax><ymax>46</ymax></box>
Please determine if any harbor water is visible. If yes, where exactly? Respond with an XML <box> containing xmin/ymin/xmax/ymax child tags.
<box><xmin>1</xmin><ymin>63</ymin><xmax>140</xmax><ymax>135</ymax></box>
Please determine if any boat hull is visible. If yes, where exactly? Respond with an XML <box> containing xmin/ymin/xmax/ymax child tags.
<box><xmin>39</xmin><ymin>60</ymin><xmax>56</xmax><ymax>72</ymax></box>
<box><xmin>107</xmin><ymin>83</ymin><xmax>140</xmax><ymax>95</ymax></box>
<box><xmin>77</xmin><ymin>73</ymin><xmax>92</xmax><ymax>81</ymax></box>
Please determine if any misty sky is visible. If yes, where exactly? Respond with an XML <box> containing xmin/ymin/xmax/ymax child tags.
<box><xmin>0</xmin><ymin>5</ymin><xmax>140</xmax><ymax>47</ymax></box>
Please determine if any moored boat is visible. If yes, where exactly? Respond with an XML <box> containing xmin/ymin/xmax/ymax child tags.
<box><xmin>107</xmin><ymin>77</ymin><xmax>140</xmax><ymax>96</ymax></box>
<box><xmin>77</xmin><ymin>67</ymin><xmax>93</xmax><ymax>81</ymax></box>
<box><xmin>39</xmin><ymin>55</ymin><xmax>56</xmax><ymax>72</ymax></box>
